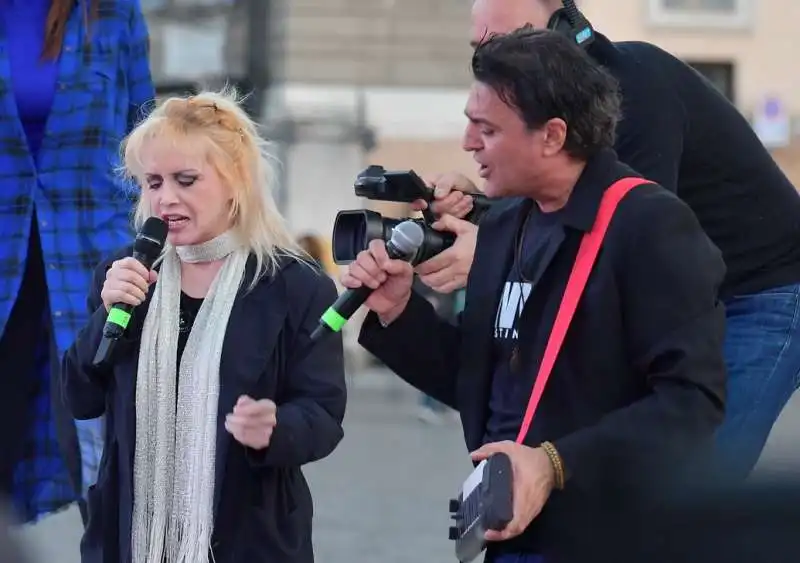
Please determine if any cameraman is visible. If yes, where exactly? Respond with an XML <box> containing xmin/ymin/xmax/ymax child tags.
<box><xmin>415</xmin><ymin>0</ymin><xmax>800</xmax><ymax>480</ymax></box>
<box><xmin>343</xmin><ymin>29</ymin><xmax>726</xmax><ymax>562</ymax></box>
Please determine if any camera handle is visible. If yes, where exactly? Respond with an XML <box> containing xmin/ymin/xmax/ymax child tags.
<box><xmin>420</xmin><ymin>186</ymin><xmax>490</xmax><ymax>225</ymax></box>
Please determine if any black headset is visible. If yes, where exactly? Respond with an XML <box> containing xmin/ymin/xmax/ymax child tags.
<box><xmin>546</xmin><ymin>0</ymin><xmax>595</xmax><ymax>48</ymax></box>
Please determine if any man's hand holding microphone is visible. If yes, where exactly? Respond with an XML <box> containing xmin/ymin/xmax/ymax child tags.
<box><xmin>340</xmin><ymin>239</ymin><xmax>415</xmax><ymax>326</ymax></box>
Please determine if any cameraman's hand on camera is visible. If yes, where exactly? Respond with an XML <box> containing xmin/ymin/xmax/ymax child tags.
<box><xmin>415</xmin><ymin>215</ymin><xmax>477</xmax><ymax>294</ymax></box>
<box><xmin>340</xmin><ymin>239</ymin><xmax>414</xmax><ymax>325</ymax></box>
<box><xmin>410</xmin><ymin>172</ymin><xmax>478</xmax><ymax>219</ymax></box>
<box><xmin>101</xmin><ymin>257</ymin><xmax>158</xmax><ymax>312</ymax></box>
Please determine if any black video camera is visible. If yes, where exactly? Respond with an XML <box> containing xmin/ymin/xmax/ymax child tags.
<box><xmin>331</xmin><ymin>165</ymin><xmax>491</xmax><ymax>266</ymax></box>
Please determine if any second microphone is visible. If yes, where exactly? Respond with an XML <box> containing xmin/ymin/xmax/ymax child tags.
<box><xmin>310</xmin><ymin>220</ymin><xmax>425</xmax><ymax>342</ymax></box>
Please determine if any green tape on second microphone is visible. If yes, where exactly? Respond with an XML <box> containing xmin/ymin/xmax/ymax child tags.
<box><xmin>321</xmin><ymin>308</ymin><xmax>347</xmax><ymax>332</ymax></box>
<box><xmin>107</xmin><ymin>307</ymin><xmax>132</xmax><ymax>329</ymax></box>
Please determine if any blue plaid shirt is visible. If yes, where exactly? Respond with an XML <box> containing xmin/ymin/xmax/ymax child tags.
<box><xmin>0</xmin><ymin>0</ymin><xmax>154</xmax><ymax>522</ymax></box>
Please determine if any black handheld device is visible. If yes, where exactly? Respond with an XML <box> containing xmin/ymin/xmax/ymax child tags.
<box><xmin>449</xmin><ymin>453</ymin><xmax>514</xmax><ymax>563</ymax></box>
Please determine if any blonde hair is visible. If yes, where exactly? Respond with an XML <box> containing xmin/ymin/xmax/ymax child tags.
<box><xmin>122</xmin><ymin>87</ymin><xmax>306</xmax><ymax>287</ymax></box>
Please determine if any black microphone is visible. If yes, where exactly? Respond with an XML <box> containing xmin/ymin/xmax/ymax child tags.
<box><xmin>92</xmin><ymin>217</ymin><xmax>168</xmax><ymax>368</ymax></box>
<box><xmin>310</xmin><ymin>220</ymin><xmax>425</xmax><ymax>342</ymax></box>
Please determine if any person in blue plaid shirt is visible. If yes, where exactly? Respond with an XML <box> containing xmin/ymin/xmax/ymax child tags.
<box><xmin>0</xmin><ymin>0</ymin><xmax>154</xmax><ymax>523</ymax></box>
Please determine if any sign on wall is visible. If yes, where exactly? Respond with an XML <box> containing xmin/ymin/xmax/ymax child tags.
<box><xmin>753</xmin><ymin>95</ymin><xmax>791</xmax><ymax>149</ymax></box>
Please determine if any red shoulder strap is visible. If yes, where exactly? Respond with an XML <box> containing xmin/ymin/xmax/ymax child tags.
<box><xmin>515</xmin><ymin>177</ymin><xmax>651</xmax><ymax>444</ymax></box>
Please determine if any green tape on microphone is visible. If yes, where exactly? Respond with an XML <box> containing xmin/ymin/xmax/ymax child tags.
<box><xmin>107</xmin><ymin>308</ymin><xmax>132</xmax><ymax>330</ymax></box>
<box><xmin>321</xmin><ymin>308</ymin><xmax>347</xmax><ymax>333</ymax></box>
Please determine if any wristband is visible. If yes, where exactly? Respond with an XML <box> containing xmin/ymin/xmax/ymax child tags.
<box><xmin>541</xmin><ymin>441</ymin><xmax>566</xmax><ymax>491</ymax></box>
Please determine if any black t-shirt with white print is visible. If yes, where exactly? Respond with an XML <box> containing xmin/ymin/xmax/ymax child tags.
<box><xmin>484</xmin><ymin>207</ymin><xmax>563</xmax><ymax>445</ymax></box>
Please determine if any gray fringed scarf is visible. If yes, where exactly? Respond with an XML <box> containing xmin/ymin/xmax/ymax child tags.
<box><xmin>131</xmin><ymin>231</ymin><xmax>247</xmax><ymax>563</ymax></box>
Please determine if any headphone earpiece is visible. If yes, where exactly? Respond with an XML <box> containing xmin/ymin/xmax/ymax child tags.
<box><xmin>546</xmin><ymin>5</ymin><xmax>595</xmax><ymax>49</ymax></box>
<box><xmin>546</xmin><ymin>9</ymin><xmax>573</xmax><ymax>35</ymax></box>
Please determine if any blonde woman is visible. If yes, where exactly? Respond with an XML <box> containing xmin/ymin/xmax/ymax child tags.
<box><xmin>62</xmin><ymin>90</ymin><xmax>346</xmax><ymax>563</ymax></box>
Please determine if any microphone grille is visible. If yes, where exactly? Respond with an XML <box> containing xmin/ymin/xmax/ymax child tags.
<box><xmin>134</xmin><ymin>217</ymin><xmax>169</xmax><ymax>258</ymax></box>
<box><xmin>390</xmin><ymin>221</ymin><xmax>425</xmax><ymax>255</ymax></box>
<box><xmin>140</xmin><ymin>216</ymin><xmax>169</xmax><ymax>245</ymax></box>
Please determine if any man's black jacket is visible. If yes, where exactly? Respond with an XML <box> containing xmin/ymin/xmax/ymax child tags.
<box><xmin>359</xmin><ymin>149</ymin><xmax>727</xmax><ymax>559</ymax></box>
<box><xmin>588</xmin><ymin>34</ymin><xmax>800</xmax><ymax>299</ymax></box>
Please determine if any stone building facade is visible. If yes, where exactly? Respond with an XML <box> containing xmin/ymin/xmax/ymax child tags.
<box><xmin>143</xmin><ymin>0</ymin><xmax>800</xmax><ymax>234</ymax></box>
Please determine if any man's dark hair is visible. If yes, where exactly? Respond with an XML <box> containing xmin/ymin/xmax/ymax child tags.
<box><xmin>471</xmin><ymin>27</ymin><xmax>621</xmax><ymax>159</ymax></box>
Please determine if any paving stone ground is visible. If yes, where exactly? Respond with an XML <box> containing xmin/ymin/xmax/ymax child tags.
<box><xmin>12</xmin><ymin>367</ymin><xmax>800</xmax><ymax>563</ymax></box>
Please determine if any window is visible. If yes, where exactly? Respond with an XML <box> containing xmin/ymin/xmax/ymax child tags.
<box><xmin>647</xmin><ymin>0</ymin><xmax>753</xmax><ymax>28</ymax></box>
<box><xmin>686</xmin><ymin>61</ymin><xmax>735</xmax><ymax>102</ymax></box>
<box><xmin>171</xmin><ymin>0</ymin><xmax>237</xmax><ymax>5</ymax></box>
<box><xmin>141</xmin><ymin>0</ymin><xmax>238</xmax><ymax>13</ymax></box>
<box><xmin>662</xmin><ymin>0</ymin><xmax>738</xmax><ymax>12</ymax></box>
<box><xmin>141</xmin><ymin>0</ymin><xmax>168</xmax><ymax>9</ymax></box>
<box><xmin>155</xmin><ymin>82</ymin><xmax>200</xmax><ymax>100</ymax></box>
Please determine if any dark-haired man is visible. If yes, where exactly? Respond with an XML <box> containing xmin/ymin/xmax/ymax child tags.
<box><xmin>344</xmin><ymin>28</ymin><xmax>726</xmax><ymax>562</ymax></box>
<box><xmin>414</xmin><ymin>0</ymin><xmax>800</xmax><ymax>480</ymax></box>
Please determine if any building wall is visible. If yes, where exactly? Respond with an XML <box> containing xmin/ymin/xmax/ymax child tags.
<box><xmin>143</xmin><ymin>0</ymin><xmax>800</xmax><ymax>366</ymax></box>
<box><xmin>143</xmin><ymin>0</ymin><xmax>800</xmax><ymax>236</ymax></box>
<box><xmin>279</xmin><ymin>0</ymin><xmax>800</xmax><ymax>116</ymax></box>
<box><xmin>142</xmin><ymin>0</ymin><xmax>800</xmax><ymax>118</ymax></box>
<box><xmin>282</xmin><ymin>140</ymin><xmax>366</xmax><ymax>240</ymax></box>
<box><xmin>773</xmin><ymin>143</ymin><xmax>800</xmax><ymax>185</ymax></box>
<box><xmin>282</xmin><ymin>0</ymin><xmax>472</xmax><ymax>88</ymax></box>
<box><xmin>582</xmin><ymin>0</ymin><xmax>800</xmax><ymax>115</ymax></box>
<box><xmin>276</xmin><ymin>0</ymin><xmax>800</xmax><ymax>196</ymax></box>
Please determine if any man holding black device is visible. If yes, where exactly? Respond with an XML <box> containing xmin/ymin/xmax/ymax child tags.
<box><xmin>342</xmin><ymin>28</ymin><xmax>726</xmax><ymax>562</ymax></box>
<box><xmin>414</xmin><ymin>0</ymin><xmax>800</xmax><ymax>480</ymax></box>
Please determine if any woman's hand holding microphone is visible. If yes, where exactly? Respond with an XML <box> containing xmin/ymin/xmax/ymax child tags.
<box><xmin>100</xmin><ymin>257</ymin><xmax>158</xmax><ymax>312</ymax></box>
<box><xmin>340</xmin><ymin>239</ymin><xmax>415</xmax><ymax>326</ymax></box>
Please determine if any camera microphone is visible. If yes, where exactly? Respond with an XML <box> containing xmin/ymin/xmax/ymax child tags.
<box><xmin>310</xmin><ymin>220</ymin><xmax>425</xmax><ymax>343</ymax></box>
<box><xmin>92</xmin><ymin>217</ymin><xmax>168</xmax><ymax>368</ymax></box>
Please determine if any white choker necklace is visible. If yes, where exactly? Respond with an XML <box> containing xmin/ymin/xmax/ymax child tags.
<box><xmin>175</xmin><ymin>231</ymin><xmax>241</xmax><ymax>263</ymax></box>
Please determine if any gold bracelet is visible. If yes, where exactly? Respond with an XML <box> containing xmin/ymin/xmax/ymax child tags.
<box><xmin>541</xmin><ymin>441</ymin><xmax>566</xmax><ymax>491</ymax></box>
